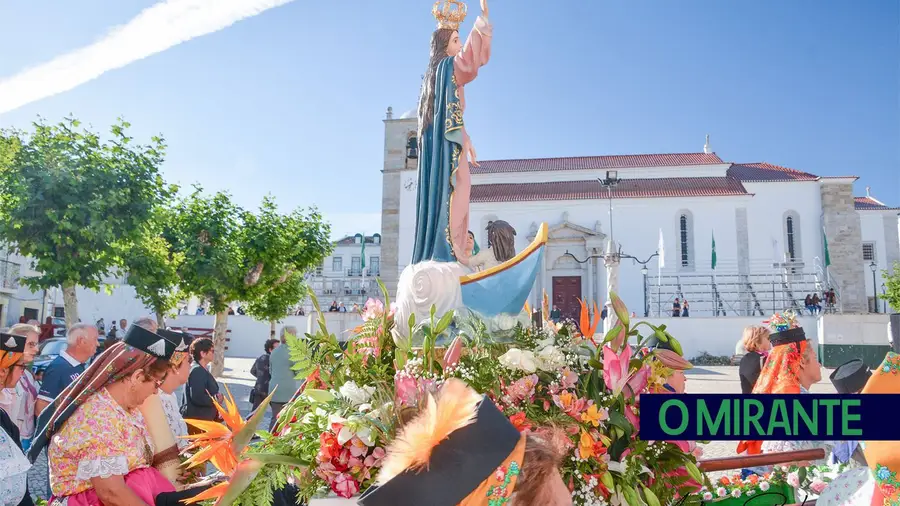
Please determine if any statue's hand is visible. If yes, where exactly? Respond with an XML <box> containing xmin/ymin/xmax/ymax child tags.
<box><xmin>481</xmin><ymin>0</ymin><xmax>488</xmax><ymax>18</ymax></box>
<box><xmin>467</xmin><ymin>144</ymin><xmax>479</xmax><ymax>167</ymax></box>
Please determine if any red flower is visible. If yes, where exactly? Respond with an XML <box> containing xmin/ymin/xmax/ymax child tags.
<box><xmin>509</xmin><ymin>412</ymin><xmax>532</xmax><ymax>432</ymax></box>
<box><xmin>319</xmin><ymin>432</ymin><xmax>342</xmax><ymax>461</ymax></box>
<box><xmin>330</xmin><ymin>473</ymin><xmax>360</xmax><ymax>498</ymax></box>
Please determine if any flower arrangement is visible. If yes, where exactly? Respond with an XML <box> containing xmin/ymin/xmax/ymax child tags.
<box><xmin>188</xmin><ymin>283</ymin><xmax>702</xmax><ymax>506</ymax></box>
<box><xmin>698</xmin><ymin>463</ymin><xmax>849</xmax><ymax>505</ymax></box>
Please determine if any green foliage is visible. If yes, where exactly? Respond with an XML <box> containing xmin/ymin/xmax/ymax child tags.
<box><xmin>883</xmin><ymin>262</ymin><xmax>900</xmax><ymax>313</ymax></box>
<box><xmin>167</xmin><ymin>186</ymin><xmax>245</xmax><ymax>312</ymax></box>
<box><xmin>244</xmin><ymin>271</ymin><xmax>307</xmax><ymax>323</ymax></box>
<box><xmin>0</xmin><ymin>117</ymin><xmax>172</xmax><ymax>292</ymax></box>
<box><xmin>123</xmin><ymin>209</ymin><xmax>183</xmax><ymax>320</ymax></box>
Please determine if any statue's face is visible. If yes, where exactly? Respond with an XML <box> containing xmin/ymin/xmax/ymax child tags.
<box><xmin>446</xmin><ymin>31</ymin><xmax>461</xmax><ymax>57</ymax></box>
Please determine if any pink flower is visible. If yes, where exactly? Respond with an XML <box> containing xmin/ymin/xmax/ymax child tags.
<box><xmin>331</xmin><ymin>473</ymin><xmax>361</xmax><ymax>498</ymax></box>
<box><xmin>552</xmin><ymin>390</ymin><xmax>588</xmax><ymax>418</ymax></box>
<box><xmin>810</xmin><ymin>479</ymin><xmax>827</xmax><ymax>494</ymax></box>
<box><xmin>603</xmin><ymin>345</ymin><xmax>650</xmax><ymax>398</ymax></box>
<box><xmin>559</xmin><ymin>368</ymin><xmax>578</xmax><ymax>390</ymax></box>
<box><xmin>364</xmin><ymin>447</ymin><xmax>386</xmax><ymax>468</ymax></box>
<box><xmin>787</xmin><ymin>472</ymin><xmax>800</xmax><ymax>488</ymax></box>
<box><xmin>624</xmin><ymin>404</ymin><xmax>640</xmax><ymax>433</ymax></box>
<box><xmin>349</xmin><ymin>436</ymin><xmax>369</xmax><ymax>457</ymax></box>
<box><xmin>442</xmin><ymin>336</ymin><xmax>463</xmax><ymax>369</ymax></box>
<box><xmin>362</xmin><ymin>298</ymin><xmax>385</xmax><ymax>321</ymax></box>
<box><xmin>394</xmin><ymin>371</ymin><xmax>419</xmax><ymax>407</ymax></box>
<box><xmin>504</xmin><ymin>374</ymin><xmax>539</xmax><ymax>405</ymax></box>
<box><xmin>315</xmin><ymin>461</ymin><xmax>339</xmax><ymax>482</ymax></box>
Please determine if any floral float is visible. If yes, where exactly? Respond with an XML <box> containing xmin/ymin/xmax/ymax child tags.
<box><xmin>698</xmin><ymin>463</ymin><xmax>848</xmax><ymax>505</ymax></box>
<box><xmin>186</xmin><ymin>283</ymin><xmax>704</xmax><ymax>506</ymax></box>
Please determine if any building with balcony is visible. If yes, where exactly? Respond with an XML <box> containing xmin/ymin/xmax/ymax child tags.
<box><xmin>305</xmin><ymin>233</ymin><xmax>382</xmax><ymax>310</ymax></box>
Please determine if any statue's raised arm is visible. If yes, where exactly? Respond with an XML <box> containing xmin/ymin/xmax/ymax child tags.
<box><xmin>411</xmin><ymin>0</ymin><xmax>492</xmax><ymax>265</ymax></box>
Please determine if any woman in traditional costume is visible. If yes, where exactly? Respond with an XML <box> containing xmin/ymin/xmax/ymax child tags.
<box><xmin>27</xmin><ymin>326</ymin><xmax>204</xmax><ymax>506</ymax></box>
<box><xmin>1</xmin><ymin>332</ymin><xmax>35</xmax><ymax>506</ymax></box>
<box><xmin>0</xmin><ymin>324</ymin><xmax>40</xmax><ymax>451</ymax></box>
<box><xmin>411</xmin><ymin>0</ymin><xmax>492</xmax><ymax>265</ymax></box>
<box><xmin>138</xmin><ymin>329</ymin><xmax>195</xmax><ymax>488</ymax></box>
<box><xmin>737</xmin><ymin>313</ymin><xmax>829</xmax><ymax>476</ymax></box>
<box><xmin>816</xmin><ymin>351</ymin><xmax>900</xmax><ymax>506</ymax></box>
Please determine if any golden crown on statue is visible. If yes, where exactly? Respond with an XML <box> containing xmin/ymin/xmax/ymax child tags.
<box><xmin>432</xmin><ymin>0</ymin><xmax>467</xmax><ymax>30</ymax></box>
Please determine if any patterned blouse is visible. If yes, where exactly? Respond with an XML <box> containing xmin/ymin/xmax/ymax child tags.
<box><xmin>48</xmin><ymin>388</ymin><xmax>155</xmax><ymax>497</ymax></box>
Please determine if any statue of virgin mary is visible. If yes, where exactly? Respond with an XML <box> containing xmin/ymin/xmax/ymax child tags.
<box><xmin>411</xmin><ymin>0</ymin><xmax>492</xmax><ymax>265</ymax></box>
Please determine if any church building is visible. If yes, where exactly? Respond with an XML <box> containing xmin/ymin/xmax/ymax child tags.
<box><xmin>379</xmin><ymin>108</ymin><xmax>899</xmax><ymax>322</ymax></box>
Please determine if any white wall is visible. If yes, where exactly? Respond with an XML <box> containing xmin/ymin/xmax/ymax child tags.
<box><xmin>817</xmin><ymin>313</ymin><xmax>891</xmax><ymax>347</ymax></box>
<box><xmin>639</xmin><ymin>315</ymin><xmax>818</xmax><ymax>359</ymax></box>
<box><xmin>398</xmin><ymin>167</ymin><xmax>417</xmax><ymax>272</ymax></box>
<box><xmin>741</xmin><ymin>181</ymin><xmax>824</xmax><ymax>267</ymax></box>
<box><xmin>859</xmin><ymin>211</ymin><xmax>892</xmax><ymax>304</ymax></box>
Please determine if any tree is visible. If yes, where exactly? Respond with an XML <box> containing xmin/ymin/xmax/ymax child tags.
<box><xmin>244</xmin><ymin>271</ymin><xmax>308</xmax><ymax>338</ymax></box>
<box><xmin>124</xmin><ymin>210</ymin><xmax>184</xmax><ymax>326</ymax></box>
<box><xmin>884</xmin><ymin>262</ymin><xmax>900</xmax><ymax>313</ymax></box>
<box><xmin>0</xmin><ymin>117</ymin><xmax>172</xmax><ymax>327</ymax></box>
<box><xmin>170</xmin><ymin>188</ymin><xmax>331</xmax><ymax>376</ymax></box>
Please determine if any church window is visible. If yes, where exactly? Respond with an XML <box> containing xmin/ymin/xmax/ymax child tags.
<box><xmin>783</xmin><ymin>211</ymin><xmax>802</xmax><ymax>264</ymax></box>
<box><xmin>862</xmin><ymin>242</ymin><xmax>876</xmax><ymax>262</ymax></box>
<box><xmin>679</xmin><ymin>214</ymin><xmax>690</xmax><ymax>267</ymax></box>
<box><xmin>786</xmin><ymin>217</ymin><xmax>796</xmax><ymax>261</ymax></box>
<box><xmin>332</xmin><ymin>257</ymin><xmax>342</xmax><ymax>272</ymax></box>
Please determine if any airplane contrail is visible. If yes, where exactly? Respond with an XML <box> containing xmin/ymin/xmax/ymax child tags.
<box><xmin>0</xmin><ymin>0</ymin><xmax>297</xmax><ymax>115</ymax></box>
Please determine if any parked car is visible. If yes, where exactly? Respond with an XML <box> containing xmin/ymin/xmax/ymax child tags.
<box><xmin>52</xmin><ymin>317</ymin><xmax>67</xmax><ymax>337</ymax></box>
<box><xmin>32</xmin><ymin>336</ymin><xmax>103</xmax><ymax>375</ymax></box>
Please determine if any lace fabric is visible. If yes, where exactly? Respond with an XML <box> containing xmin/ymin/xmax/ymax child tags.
<box><xmin>0</xmin><ymin>426</ymin><xmax>30</xmax><ymax>506</ymax></box>
<box><xmin>74</xmin><ymin>456</ymin><xmax>129</xmax><ymax>481</ymax></box>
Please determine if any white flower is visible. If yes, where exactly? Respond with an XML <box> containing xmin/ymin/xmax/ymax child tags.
<box><xmin>716</xmin><ymin>487</ymin><xmax>727</xmax><ymax>498</ymax></box>
<box><xmin>731</xmin><ymin>489</ymin><xmax>742</xmax><ymax>498</ymax></box>
<box><xmin>702</xmin><ymin>492</ymin><xmax>713</xmax><ymax>501</ymax></box>
<box><xmin>536</xmin><ymin>345</ymin><xmax>567</xmax><ymax>371</ymax></box>
<box><xmin>759</xmin><ymin>481</ymin><xmax>770</xmax><ymax>491</ymax></box>
<box><xmin>339</xmin><ymin>381</ymin><xmax>375</xmax><ymax>406</ymax></box>
<box><xmin>787</xmin><ymin>472</ymin><xmax>800</xmax><ymax>488</ymax></box>
<box><xmin>498</xmin><ymin>348</ymin><xmax>539</xmax><ymax>373</ymax></box>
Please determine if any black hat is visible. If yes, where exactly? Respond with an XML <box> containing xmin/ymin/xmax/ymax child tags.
<box><xmin>123</xmin><ymin>325</ymin><xmax>176</xmax><ymax>360</ymax></box>
<box><xmin>830</xmin><ymin>359</ymin><xmax>871</xmax><ymax>394</ymax></box>
<box><xmin>770</xmin><ymin>327</ymin><xmax>807</xmax><ymax>347</ymax></box>
<box><xmin>358</xmin><ymin>394</ymin><xmax>521</xmax><ymax>506</ymax></box>
<box><xmin>0</xmin><ymin>333</ymin><xmax>26</xmax><ymax>353</ymax></box>
<box><xmin>158</xmin><ymin>328</ymin><xmax>193</xmax><ymax>352</ymax></box>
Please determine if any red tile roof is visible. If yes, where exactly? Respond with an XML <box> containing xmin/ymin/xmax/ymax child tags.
<box><xmin>855</xmin><ymin>196</ymin><xmax>899</xmax><ymax>211</ymax></box>
<box><xmin>471</xmin><ymin>177</ymin><xmax>749</xmax><ymax>203</ymax></box>
<box><xmin>471</xmin><ymin>153</ymin><xmax>725</xmax><ymax>174</ymax></box>
<box><xmin>727</xmin><ymin>162</ymin><xmax>818</xmax><ymax>182</ymax></box>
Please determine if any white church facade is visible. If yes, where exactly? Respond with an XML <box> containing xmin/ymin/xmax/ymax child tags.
<box><xmin>379</xmin><ymin>109</ymin><xmax>899</xmax><ymax>332</ymax></box>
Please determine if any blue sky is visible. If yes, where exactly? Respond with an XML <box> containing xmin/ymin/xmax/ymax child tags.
<box><xmin>1</xmin><ymin>0</ymin><xmax>897</xmax><ymax>240</ymax></box>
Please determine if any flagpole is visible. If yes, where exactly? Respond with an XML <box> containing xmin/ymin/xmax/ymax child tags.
<box><xmin>360</xmin><ymin>232</ymin><xmax>367</xmax><ymax>302</ymax></box>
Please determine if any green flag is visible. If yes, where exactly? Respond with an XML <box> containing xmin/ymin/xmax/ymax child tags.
<box><xmin>711</xmin><ymin>232</ymin><xmax>717</xmax><ymax>270</ymax></box>
<box><xmin>360</xmin><ymin>234</ymin><xmax>366</xmax><ymax>270</ymax></box>
<box><xmin>823</xmin><ymin>227</ymin><xmax>831</xmax><ymax>267</ymax></box>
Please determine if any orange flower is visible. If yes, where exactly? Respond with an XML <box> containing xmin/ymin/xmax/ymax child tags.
<box><xmin>748</xmin><ymin>474</ymin><xmax>759</xmax><ymax>485</ymax></box>
<box><xmin>580</xmin><ymin>404</ymin><xmax>608</xmax><ymax>427</ymax></box>
<box><xmin>509</xmin><ymin>412</ymin><xmax>532</xmax><ymax>432</ymax></box>
<box><xmin>719</xmin><ymin>476</ymin><xmax>731</xmax><ymax>486</ymax></box>
<box><xmin>579</xmin><ymin>430</ymin><xmax>596</xmax><ymax>459</ymax></box>
<box><xmin>578</xmin><ymin>299</ymin><xmax>601</xmax><ymax>343</ymax></box>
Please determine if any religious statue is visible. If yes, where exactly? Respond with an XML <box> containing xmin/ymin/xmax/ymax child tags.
<box><xmin>393</xmin><ymin>0</ymin><xmax>549</xmax><ymax>340</ymax></box>
<box><xmin>411</xmin><ymin>0</ymin><xmax>492</xmax><ymax>264</ymax></box>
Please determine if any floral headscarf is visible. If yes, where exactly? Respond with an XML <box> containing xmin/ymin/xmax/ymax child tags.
<box><xmin>751</xmin><ymin>340</ymin><xmax>808</xmax><ymax>395</ymax></box>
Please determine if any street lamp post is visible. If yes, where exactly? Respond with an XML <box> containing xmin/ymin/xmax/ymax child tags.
<box><xmin>883</xmin><ymin>283</ymin><xmax>888</xmax><ymax>314</ymax></box>
<box><xmin>641</xmin><ymin>265</ymin><xmax>649</xmax><ymax>317</ymax></box>
<box><xmin>870</xmin><ymin>261</ymin><xmax>878</xmax><ymax>313</ymax></box>
<box><xmin>598</xmin><ymin>170</ymin><xmax>620</xmax><ymax>245</ymax></box>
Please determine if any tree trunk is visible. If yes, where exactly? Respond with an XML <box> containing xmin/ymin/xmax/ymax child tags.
<box><xmin>270</xmin><ymin>320</ymin><xmax>276</xmax><ymax>338</ymax></box>
<box><xmin>211</xmin><ymin>310</ymin><xmax>228</xmax><ymax>377</ymax></box>
<box><xmin>62</xmin><ymin>283</ymin><xmax>79</xmax><ymax>328</ymax></box>
<box><xmin>156</xmin><ymin>310</ymin><xmax>165</xmax><ymax>329</ymax></box>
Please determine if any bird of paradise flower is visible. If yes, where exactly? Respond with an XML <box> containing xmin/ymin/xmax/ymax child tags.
<box><xmin>181</xmin><ymin>385</ymin><xmax>308</xmax><ymax>505</ymax></box>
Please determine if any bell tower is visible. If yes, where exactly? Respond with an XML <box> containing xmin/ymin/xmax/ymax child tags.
<box><xmin>380</xmin><ymin>107</ymin><xmax>417</xmax><ymax>297</ymax></box>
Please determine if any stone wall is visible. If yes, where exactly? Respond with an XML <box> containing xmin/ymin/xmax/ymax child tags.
<box><xmin>884</xmin><ymin>214</ymin><xmax>900</xmax><ymax>273</ymax></box>
<box><xmin>820</xmin><ymin>181</ymin><xmax>868</xmax><ymax>312</ymax></box>
<box><xmin>380</xmin><ymin>113</ymin><xmax>417</xmax><ymax>297</ymax></box>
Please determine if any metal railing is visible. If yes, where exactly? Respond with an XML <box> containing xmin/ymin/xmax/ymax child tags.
<box><xmin>647</xmin><ymin>266</ymin><xmax>840</xmax><ymax>317</ymax></box>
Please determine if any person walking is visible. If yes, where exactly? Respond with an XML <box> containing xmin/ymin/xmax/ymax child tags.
<box><xmin>268</xmin><ymin>326</ymin><xmax>299</xmax><ymax>431</ymax></box>
<box><xmin>250</xmin><ymin>339</ymin><xmax>279</xmax><ymax>412</ymax></box>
